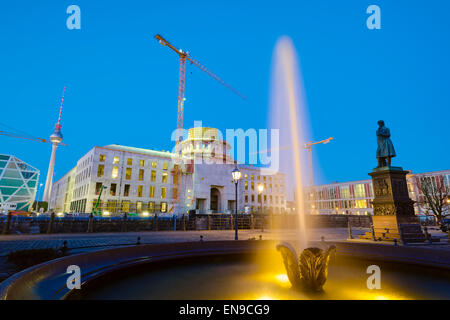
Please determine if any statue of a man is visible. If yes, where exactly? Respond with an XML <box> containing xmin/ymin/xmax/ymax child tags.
<box><xmin>376</xmin><ymin>120</ymin><xmax>396</xmax><ymax>167</ymax></box>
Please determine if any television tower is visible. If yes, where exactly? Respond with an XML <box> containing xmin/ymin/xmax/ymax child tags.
<box><xmin>42</xmin><ymin>87</ymin><xmax>65</xmax><ymax>203</ymax></box>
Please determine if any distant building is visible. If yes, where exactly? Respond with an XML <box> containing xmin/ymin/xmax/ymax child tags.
<box><xmin>50</xmin><ymin>127</ymin><xmax>287</xmax><ymax>215</ymax></box>
<box><xmin>305</xmin><ymin>169</ymin><xmax>450</xmax><ymax>215</ymax></box>
<box><xmin>0</xmin><ymin>154</ymin><xmax>39</xmax><ymax>212</ymax></box>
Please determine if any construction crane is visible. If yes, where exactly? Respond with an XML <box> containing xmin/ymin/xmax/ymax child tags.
<box><xmin>155</xmin><ymin>34</ymin><xmax>245</xmax><ymax>207</ymax></box>
<box><xmin>304</xmin><ymin>137</ymin><xmax>333</xmax><ymax>214</ymax></box>
<box><xmin>0</xmin><ymin>129</ymin><xmax>67</xmax><ymax>146</ymax></box>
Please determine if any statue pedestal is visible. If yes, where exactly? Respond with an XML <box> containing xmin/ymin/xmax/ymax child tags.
<box><xmin>360</xmin><ymin>166</ymin><xmax>425</xmax><ymax>243</ymax></box>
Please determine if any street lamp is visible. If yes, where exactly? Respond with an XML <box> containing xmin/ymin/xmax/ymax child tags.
<box><xmin>232</xmin><ymin>166</ymin><xmax>242</xmax><ymax>240</ymax></box>
<box><xmin>257</xmin><ymin>183</ymin><xmax>265</xmax><ymax>232</ymax></box>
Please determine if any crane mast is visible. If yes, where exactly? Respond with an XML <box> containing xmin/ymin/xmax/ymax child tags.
<box><xmin>155</xmin><ymin>34</ymin><xmax>245</xmax><ymax>208</ymax></box>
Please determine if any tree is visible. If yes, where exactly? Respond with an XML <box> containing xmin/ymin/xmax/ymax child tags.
<box><xmin>417</xmin><ymin>175</ymin><xmax>449</xmax><ymax>225</ymax></box>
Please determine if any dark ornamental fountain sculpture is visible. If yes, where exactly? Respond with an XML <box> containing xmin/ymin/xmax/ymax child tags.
<box><xmin>276</xmin><ymin>242</ymin><xmax>336</xmax><ymax>291</ymax></box>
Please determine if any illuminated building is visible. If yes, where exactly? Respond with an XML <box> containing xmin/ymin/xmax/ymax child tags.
<box><xmin>0</xmin><ymin>154</ymin><xmax>39</xmax><ymax>213</ymax></box>
<box><xmin>305</xmin><ymin>169</ymin><xmax>450</xmax><ymax>215</ymax></box>
<box><xmin>49</xmin><ymin>127</ymin><xmax>286</xmax><ymax>215</ymax></box>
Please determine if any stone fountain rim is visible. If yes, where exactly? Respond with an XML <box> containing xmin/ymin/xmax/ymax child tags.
<box><xmin>1</xmin><ymin>240</ymin><xmax>449</xmax><ymax>300</ymax></box>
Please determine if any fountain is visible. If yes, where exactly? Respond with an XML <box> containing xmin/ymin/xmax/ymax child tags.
<box><xmin>270</xmin><ymin>36</ymin><xmax>339</xmax><ymax>291</ymax></box>
<box><xmin>277</xmin><ymin>242</ymin><xmax>336</xmax><ymax>291</ymax></box>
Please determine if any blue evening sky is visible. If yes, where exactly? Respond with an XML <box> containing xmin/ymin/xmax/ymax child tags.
<box><xmin>1</xmin><ymin>0</ymin><xmax>449</xmax><ymax>194</ymax></box>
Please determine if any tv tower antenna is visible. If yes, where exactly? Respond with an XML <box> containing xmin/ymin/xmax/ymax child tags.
<box><xmin>42</xmin><ymin>87</ymin><xmax>66</xmax><ymax>204</ymax></box>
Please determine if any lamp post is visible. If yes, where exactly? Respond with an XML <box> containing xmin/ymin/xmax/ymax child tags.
<box><xmin>257</xmin><ymin>183</ymin><xmax>265</xmax><ymax>232</ymax></box>
<box><xmin>232</xmin><ymin>166</ymin><xmax>242</xmax><ymax>240</ymax></box>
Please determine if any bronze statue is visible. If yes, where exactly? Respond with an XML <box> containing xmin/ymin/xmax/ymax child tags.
<box><xmin>376</xmin><ymin>120</ymin><xmax>396</xmax><ymax>167</ymax></box>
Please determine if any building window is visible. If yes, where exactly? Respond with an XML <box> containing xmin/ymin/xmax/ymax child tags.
<box><xmin>112</xmin><ymin>166</ymin><xmax>119</xmax><ymax>179</ymax></box>
<box><xmin>354</xmin><ymin>184</ymin><xmax>366</xmax><ymax>198</ymax></box>
<box><xmin>244</xmin><ymin>174</ymin><xmax>248</xmax><ymax>179</ymax></box>
<box><xmin>122</xmin><ymin>201</ymin><xmax>130</xmax><ymax>213</ymax></box>
<box><xmin>139</xmin><ymin>169</ymin><xmax>144</xmax><ymax>181</ymax></box>
<box><xmin>140</xmin><ymin>160</ymin><xmax>145</xmax><ymax>167</ymax></box>
<box><xmin>163</xmin><ymin>162</ymin><xmax>168</xmax><ymax>170</ymax></box>
<box><xmin>263</xmin><ymin>176</ymin><xmax>266</xmax><ymax>181</ymax></box>
<box><xmin>245</xmin><ymin>181</ymin><xmax>248</xmax><ymax>190</ymax></box>
<box><xmin>340</xmin><ymin>186</ymin><xmax>350</xmax><ymax>199</ymax></box>
<box><xmin>97</xmin><ymin>164</ymin><xmax>104</xmax><ymax>177</ymax></box>
<box><xmin>161</xmin><ymin>187</ymin><xmax>167</xmax><ymax>199</ymax></box>
<box><xmin>251</xmin><ymin>175</ymin><xmax>254</xmax><ymax>180</ymax></box>
<box><xmin>245</xmin><ymin>194</ymin><xmax>248</xmax><ymax>203</ymax></box>
<box><xmin>113</xmin><ymin>156</ymin><xmax>120</xmax><ymax>164</ymax></box>
<box><xmin>251</xmin><ymin>194</ymin><xmax>255</xmax><ymax>202</ymax></box>
<box><xmin>152</xmin><ymin>161</ymin><xmax>157</xmax><ymax>168</ymax></box>
<box><xmin>95</xmin><ymin>182</ymin><xmax>103</xmax><ymax>195</ymax></box>
<box><xmin>124</xmin><ymin>184</ymin><xmax>130</xmax><ymax>197</ymax></box>
<box><xmin>137</xmin><ymin>185</ymin><xmax>143</xmax><ymax>197</ymax></box>
<box><xmin>264</xmin><ymin>195</ymin><xmax>267</xmax><ymax>202</ymax></box>
<box><xmin>162</xmin><ymin>172</ymin><xmax>168</xmax><ymax>183</ymax></box>
<box><xmin>110</xmin><ymin>183</ymin><xmax>117</xmax><ymax>196</ymax></box>
<box><xmin>148</xmin><ymin>201</ymin><xmax>155</xmax><ymax>213</ymax></box>
<box><xmin>126</xmin><ymin>168</ymin><xmax>132</xmax><ymax>180</ymax></box>
<box><xmin>151</xmin><ymin>170</ymin><xmax>156</xmax><ymax>182</ymax></box>
<box><xmin>99</xmin><ymin>154</ymin><xmax>106</xmax><ymax>162</ymax></box>
<box><xmin>127</xmin><ymin>158</ymin><xmax>133</xmax><ymax>166</ymax></box>
<box><xmin>161</xmin><ymin>202</ymin><xmax>167</xmax><ymax>213</ymax></box>
<box><xmin>251</xmin><ymin>182</ymin><xmax>255</xmax><ymax>191</ymax></box>
<box><xmin>136</xmin><ymin>201</ymin><xmax>143</xmax><ymax>213</ymax></box>
<box><xmin>149</xmin><ymin>185</ymin><xmax>155</xmax><ymax>198</ymax></box>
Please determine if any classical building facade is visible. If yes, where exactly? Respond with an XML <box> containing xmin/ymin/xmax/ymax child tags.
<box><xmin>50</xmin><ymin>127</ymin><xmax>287</xmax><ymax>215</ymax></box>
<box><xmin>0</xmin><ymin>154</ymin><xmax>39</xmax><ymax>213</ymax></box>
<box><xmin>305</xmin><ymin>169</ymin><xmax>450</xmax><ymax>216</ymax></box>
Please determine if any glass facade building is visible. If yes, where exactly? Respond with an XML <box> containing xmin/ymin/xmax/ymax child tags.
<box><xmin>0</xmin><ymin>154</ymin><xmax>39</xmax><ymax>212</ymax></box>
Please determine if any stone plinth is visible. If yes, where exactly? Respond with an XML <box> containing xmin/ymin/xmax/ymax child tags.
<box><xmin>361</xmin><ymin>166</ymin><xmax>425</xmax><ymax>243</ymax></box>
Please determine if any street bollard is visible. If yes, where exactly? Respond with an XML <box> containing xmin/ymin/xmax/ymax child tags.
<box><xmin>250</xmin><ymin>213</ymin><xmax>254</xmax><ymax>229</ymax></box>
<box><xmin>207</xmin><ymin>215</ymin><xmax>211</xmax><ymax>230</ymax></box>
<box><xmin>1</xmin><ymin>212</ymin><xmax>12</xmax><ymax>235</ymax></box>
<box><xmin>182</xmin><ymin>214</ymin><xmax>186</xmax><ymax>231</ymax></box>
<box><xmin>347</xmin><ymin>220</ymin><xmax>353</xmax><ymax>239</ymax></box>
<box><xmin>200</xmin><ymin>235</ymin><xmax>204</xmax><ymax>242</ymax></box>
<box><xmin>60</xmin><ymin>240</ymin><xmax>69</xmax><ymax>255</ymax></box>
<box><xmin>370</xmin><ymin>223</ymin><xmax>376</xmax><ymax>241</ymax></box>
<box><xmin>154</xmin><ymin>214</ymin><xmax>158</xmax><ymax>231</ymax></box>
<box><xmin>136</xmin><ymin>236</ymin><xmax>141</xmax><ymax>245</ymax></box>
<box><xmin>87</xmin><ymin>213</ymin><xmax>94</xmax><ymax>233</ymax></box>
<box><xmin>122</xmin><ymin>213</ymin><xmax>128</xmax><ymax>232</ymax></box>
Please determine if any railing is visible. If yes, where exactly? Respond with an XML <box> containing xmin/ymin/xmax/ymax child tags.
<box><xmin>0</xmin><ymin>213</ymin><xmax>372</xmax><ymax>235</ymax></box>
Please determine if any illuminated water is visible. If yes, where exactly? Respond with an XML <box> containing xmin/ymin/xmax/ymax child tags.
<box><xmin>81</xmin><ymin>252</ymin><xmax>450</xmax><ymax>300</ymax></box>
<box><xmin>269</xmin><ymin>36</ymin><xmax>310</xmax><ymax>250</ymax></box>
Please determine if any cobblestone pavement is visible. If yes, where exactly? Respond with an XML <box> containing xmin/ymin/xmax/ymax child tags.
<box><xmin>0</xmin><ymin>228</ymin><xmax>367</xmax><ymax>256</ymax></box>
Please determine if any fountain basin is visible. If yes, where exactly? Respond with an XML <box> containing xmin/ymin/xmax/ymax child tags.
<box><xmin>1</xmin><ymin>240</ymin><xmax>449</xmax><ymax>300</ymax></box>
